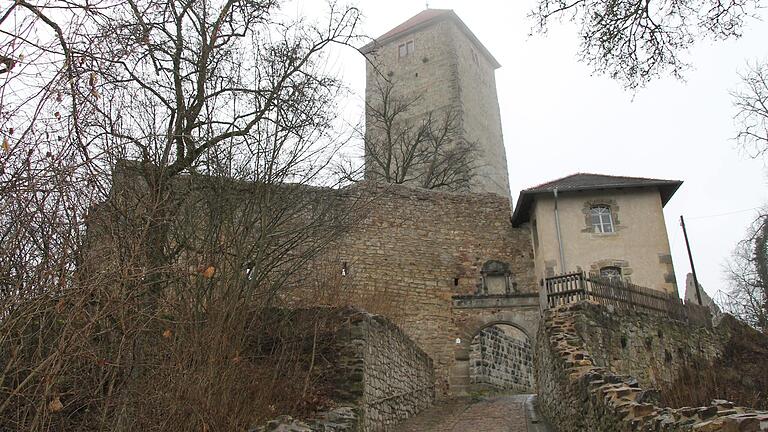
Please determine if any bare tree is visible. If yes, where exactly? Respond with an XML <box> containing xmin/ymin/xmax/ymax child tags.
<box><xmin>529</xmin><ymin>0</ymin><xmax>762</xmax><ymax>89</ymax></box>
<box><xmin>361</xmin><ymin>78</ymin><xmax>479</xmax><ymax>191</ymax></box>
<box><xmin>3</xmin><ymin>0</ymin><xmax>361</xmax><ymax>292</ymax></box>
<box><xmin>733</xmin><ymin>60</ymin><xmax>768</xmax><ymax>158</ymax></box>
<box><xmin>0</xmin><ymin>1</ymin><xmax>367</xmax><ymax>430</ymax></box>
<box><xmin>724</xmin><ymin>210</ymin><xmax>768</xmax><ymax>333</ymax></box>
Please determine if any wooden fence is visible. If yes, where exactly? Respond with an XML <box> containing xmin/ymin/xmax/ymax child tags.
<box><xmin>543</xmin><ymin>272</ymin><xmax>686</xmax><ymax>320</ymax></box>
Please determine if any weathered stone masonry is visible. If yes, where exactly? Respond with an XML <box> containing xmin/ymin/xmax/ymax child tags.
<box><xmin>469</xmin><ymin>325</ymin><xmax>534</xmax><ymax>392</ymax></box>
<box><xmin>253</xmin><ymin>309</ymin><xmax>434</xmax><ymax>432</ymax></box>
<box><xmin>536</xmin><ymin>303</ymin><xmax>768</xmax><ymax>431</ymax></box>
<box><xmin>356</xmin><ymin>313</ymin><xmax>434</xmax><ymax>431</ymax></box>
<box><xmin>333</xmin><ymin>182</ymin><xmax>536</xmax><ymax>396</ymax></box>
<box><xmin>363</xmin><ymin>11</ymin><xmax>510</xmax><ymax>196</ymax></box>
<box><xmin>101</xmin><ymin>165</ymin><xmax>539</xmax><ymax>399</ymax></box>
<box><xmin>569</xmin><ymin>301</ymin><xmax>725</xmax><ymax>388</ymax></box>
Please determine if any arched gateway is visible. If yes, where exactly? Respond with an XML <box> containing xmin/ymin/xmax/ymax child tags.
<box><xmin>470</xmin><ymin>323</ymin><xmax>534</xmax><ymax>392</ymax></box>
<box><xmin>450</xmin><ymin>302</ymin><xmax>540</xmax><ymax>395</ymax></box>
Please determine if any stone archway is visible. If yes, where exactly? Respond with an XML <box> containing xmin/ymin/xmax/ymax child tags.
<box><xmin>468</xmin><ymin>323</ymin><xmax>534</xmax><ymax>393</ymax></box>
<box><xmin>450</xmin><ymin>308</ymin><xmax>539</xmax><ymax>395</ymax></box>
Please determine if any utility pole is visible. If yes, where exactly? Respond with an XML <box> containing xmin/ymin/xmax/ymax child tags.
<box><xmin>680</xmin><ymin>215</ymin><xmax>702</xmax><ymax>305</ymax></box>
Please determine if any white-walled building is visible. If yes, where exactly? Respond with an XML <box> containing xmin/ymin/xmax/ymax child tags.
<box><xmin>512</xmin><ymin>173</ymin><xmax>682</xmax><ymax>294</ymax></box>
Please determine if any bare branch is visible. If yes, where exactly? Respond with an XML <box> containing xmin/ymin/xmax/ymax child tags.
<box><xmin>530</xmin><ymin>0</ymin><xmax>762</xmax><ymax>89</ymax></box>
<box><xmin>733</xmin><ymin>60</ymin><xmax>768</xmax><ymax>159</ymax></box>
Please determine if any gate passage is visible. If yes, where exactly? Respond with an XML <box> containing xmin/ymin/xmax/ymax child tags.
<box><xmin>469</xmin><ymin>324</ymin><xmax>534</xmax><ymax>393</ymax></box>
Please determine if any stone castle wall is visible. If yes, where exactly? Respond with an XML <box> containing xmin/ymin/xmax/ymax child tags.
<box><xmin>334</xmin><ymin>181</ymin><xmax>536</xmax><ymax>396</ymax></box>
<box><xmin>365</xmin><ymin>20</ymin><xmax>456</xmax><ymax>124</ymax></box>
<box><xmin>100</xmin><ymin>164</ymin><xmax>538</xmax><ymax>399</ymax></box>
<box><xmin>536</xmin><ymin>303</ymin><xmax>768</xmax><ymax>431</ymax></box>
<box><xmin>469</xmin><ymin>325</ymin><xmax>534</xmax><ymax>392</ymax></box>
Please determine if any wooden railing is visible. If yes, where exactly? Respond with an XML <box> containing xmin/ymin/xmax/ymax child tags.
<box><xmin>543</xmin><ymin>272</ymin><xmax>686</xmax><ymax>320</ymax></box>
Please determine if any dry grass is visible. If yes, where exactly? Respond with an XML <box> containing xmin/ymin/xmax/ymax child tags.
<box><xmin>655</xmin><ymin>317</ymin><xmax>768</xmax><ymax>410</ymax></box>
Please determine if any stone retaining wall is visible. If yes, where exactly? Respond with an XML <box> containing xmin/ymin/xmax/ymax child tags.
<box><xmin>469</xmin><ymin>325</ymin><xmax>533</xmax><ymax>392</ymax></box>
<box><xmin>537</xmin><ymin>302</ymin><xmax>768</xmax><ymax>431</ymax></box>
<box><xmin>255</xmin><ymin>309</ymin><xmax>435</xmax><ymax>432</ymax></box>
<box><xmin>569</xmin><ymin>302</ymin><xmax>725</xmax><ymax>388</ymax></box>
<box><xmin>355</xmin><ymin>313</ymin><xmax>435</xmax><ymax>431</ymax></box>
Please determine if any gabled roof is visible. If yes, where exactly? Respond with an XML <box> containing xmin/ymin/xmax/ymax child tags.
<box><xmin>511</xmin><ymin>173</ymin><xmax>683</xmax><ymax>226</ymax></box>
<box><xmin>361</xmin><ymin>9</ymin><xmax>501</xmax><ymax>69</ymax></box>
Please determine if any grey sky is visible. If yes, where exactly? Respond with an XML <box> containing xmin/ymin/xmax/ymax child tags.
<box><xmin>296</xmin><ymin>0</ymin><xmax>768</xmax><ymax>300</ymax></box>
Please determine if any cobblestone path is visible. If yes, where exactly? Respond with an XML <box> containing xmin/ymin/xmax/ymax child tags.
<box><xmin>395</xmin><ymin>394</ymin><xmax>552</xmax><ymax>432</ymax></box>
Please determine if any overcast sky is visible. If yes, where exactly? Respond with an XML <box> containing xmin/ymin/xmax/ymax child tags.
<box><xmin>295</xmin><ymin>0</ymin><xmax>768</xmax><ymax>300</ymax></box>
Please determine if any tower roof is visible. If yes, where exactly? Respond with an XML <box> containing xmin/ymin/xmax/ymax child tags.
<box><xmin>361</xmin><ymin>9</ymin><xmax>501</xmax><ymax>69</ymax></box>
<box><xmin>511</xmin><ymin>173</ymin><xmax>683</xmax><ymax>226</ymax></box>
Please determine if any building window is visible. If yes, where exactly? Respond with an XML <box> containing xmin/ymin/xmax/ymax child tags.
<box><xmin>398</xmin><ymin>40</ymin><xmax>414</xmax><ymax>58</ymax></box>
<box><xmin>599</xmin><ymin>266</ymin><xmax>622</xmax><ymax>282</ymax></box>
<box><xmin>590</xmin><ymin>206</ymin><xmax>614</xmax><ymax>233</ymax></box>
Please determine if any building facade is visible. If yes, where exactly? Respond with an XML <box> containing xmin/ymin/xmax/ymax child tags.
<box><xmin>511</xmin><ymin>173</ymin><xmax>683</xmax><ymax>294</ymax></box>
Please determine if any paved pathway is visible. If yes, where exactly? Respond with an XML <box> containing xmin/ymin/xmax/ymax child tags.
<box><xmin>395</xmin><ymin>394</ymin><xmax>554</xmax><ymax>432</ymax></box>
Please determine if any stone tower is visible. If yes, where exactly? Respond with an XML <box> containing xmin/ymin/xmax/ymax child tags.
<box><xmin>361</xmin><ymin>9</ymin><xmax>510</xmax><ymax>196</ymax></box>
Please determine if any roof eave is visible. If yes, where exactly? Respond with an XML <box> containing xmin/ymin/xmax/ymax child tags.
<box><xmin>658</xmin><ymin>181</ymin><xmax>683</xmax><ymax>207</ymax></box>
<box><xmin>510</xmin><ymin>180</ymin><xmax>684</xmax><ymax>227</ymax></box>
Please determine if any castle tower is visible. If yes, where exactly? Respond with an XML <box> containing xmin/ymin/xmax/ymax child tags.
<box><xmin>361</xmin><ymin>9</ymin><xmax>510</xmax><ymax>196</ymax></box>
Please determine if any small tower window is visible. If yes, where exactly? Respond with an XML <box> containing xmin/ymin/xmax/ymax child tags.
<box><xmin>398</xmin><ymin>40</ymin><xmax>415</xmax><ymax>58</ymax></box>
<box><xmin>590</xmin><ymin>206</ymin><xmax>614</xmax><ymax>233</ymax></box>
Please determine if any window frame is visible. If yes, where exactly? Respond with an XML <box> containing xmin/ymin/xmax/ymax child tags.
<box><xmin>590</xmin><ymin>205</ymin><xmax>615</xmax><ymax>233</ymax></box>
<box><xmin>599</xmin><ymin>266</ymin><xmax>623</xmax><ymax>282</ymax></box>
<box><xmin>398</xmin><ymin>40</ymin><xmax>415</xmax><ymax>58</ymax></box>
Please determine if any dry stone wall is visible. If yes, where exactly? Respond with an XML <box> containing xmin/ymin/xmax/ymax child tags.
<box><xmin>537</xmin><ymin>303</ymin><xmax>768</xmax><ymax>431</ymax></box>
<box><xmin>469</xmin><ymin>326</ymin><xmax>533</xmax><ymax>392</ymax></box>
